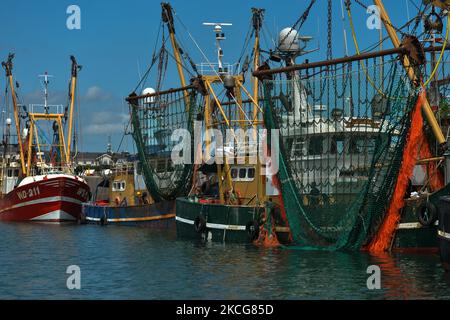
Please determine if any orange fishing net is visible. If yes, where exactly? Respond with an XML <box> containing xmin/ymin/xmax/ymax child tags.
<box><xmin>367</xmin><ymin>90</ymin><xmax>425</xmax><ymax>253</ymax></box>
<box><xmin>253</xmin><ymin>131</ymin><xmax>283</xmax><ymax>248</ymax></box>
<box><xmin>254</xmin><ymin>226</ymin><xmax>281</xmax><ymax>248</ymax></box>
<box><xmin>253</xmin><ymin>203</ymin><xmax>281</xmax><ymax>248</ymax></box>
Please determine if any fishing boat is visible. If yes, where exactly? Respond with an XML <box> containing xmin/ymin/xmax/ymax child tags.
<box><xmin>250</xmin><ymin>0</ymin><xmax>450</xmax><ymax>251</ymax></box>
<box><xmin>126</xmin><ymin>1</ymin><xmax>450</xmax><ymax>250</ymax></box>
<box><xmin>82</xmin><ymin>160</ymin><xmax>175</xmax><ymax>227</ymax></box>
<box><xmin>102</xmin><ymin>3</ymin><xmax>200</xmax><ymax>228</ymax></box>
<box><xmin>121</xmin><ymin>4</ymin><xmax>288</xmax><ymax>242</ymax></box>
<box><xmin>173</xmin><ymin>8</ymin><xmax>291</xmax><ymax>244</ymax></box>
<box><xmin>0</xmin><ymin>54</ymin><xmax>90</xmax><ymax>222</ymax></box>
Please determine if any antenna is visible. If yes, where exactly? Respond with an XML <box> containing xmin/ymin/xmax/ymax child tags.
<box><xmin>202</xmin><ymin>22</ymin><xmax>232</xmax><ymax>74</ymax></box>
<box><xmin>38</xmin><ymin>72</ymin><xmax>54</xmax><ymax>114</ymax></box>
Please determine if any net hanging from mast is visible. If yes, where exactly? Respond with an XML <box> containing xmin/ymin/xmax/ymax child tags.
<box><xmin>262</xmin><ymin>55</ymin><xmax>421</xmax><ymax>250</ymax></box>
<box><xmin>129</xmin><ymin>87</ymin><xmax>200</xmax><ymax>202</ymax></box>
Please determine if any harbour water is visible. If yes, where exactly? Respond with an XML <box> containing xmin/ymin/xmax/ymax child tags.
<box><xmin>0</xmin><ymin>222</ymin><xmax>449</xmax><ymax>300</ymax></box>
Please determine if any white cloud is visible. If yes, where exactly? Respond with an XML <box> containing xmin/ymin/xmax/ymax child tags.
<box><xmin>84</xmin><ymin>123</ymin><xmax>125</xmax><ymax>135</ymax></box>
<box><xmin>23</xmin><ymin>89</ymin><xmax>67</xmax><ymax>105</ymax></box>
<box><xmin>83</xmin><ymin>111</ymin><xmax>129</xmax><ymax>134</ymax></box>
<box><xmin>84</xmin><ymin>86</ymin><xmax>111</xmax><ymax>102</ymax></box>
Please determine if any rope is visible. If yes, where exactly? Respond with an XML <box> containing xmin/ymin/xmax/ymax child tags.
<box><xmin>346</xmin><ymin>1</ymin><xmax>405</xmax><ymax>100</ymax></box>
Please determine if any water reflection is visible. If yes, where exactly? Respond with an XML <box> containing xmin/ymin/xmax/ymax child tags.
<box><xmin>0</xmin><ymin>223</ymin><xmax>449</xmax><ymax>299</ymax></box>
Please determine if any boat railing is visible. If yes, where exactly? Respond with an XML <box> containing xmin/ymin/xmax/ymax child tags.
<box><xmin>196</xmin><ymin>62</ymin><xmax>240</xmax><ymax>76</ymax></box>
<box><xmin>27</xmin><ymin>167</ymin><xmax>75</xmax><ymax>177</ymax></box>
<box><xmin>29</xmin><ymin>103</ymin><xmax>65</xmax><ymax>115</ymax></box>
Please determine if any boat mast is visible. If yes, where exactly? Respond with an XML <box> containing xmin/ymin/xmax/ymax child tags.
<box><xmin>251</xmin><ymin>8</ymin><xmax>265</xmax><ymax>203</ymax></box>
<box><xmin>373</xmin><ymin>0</ymin><xmax>446</xmax><ymax>146</ymax></box>
<box><xmin>1</xmin><ymin>54</ymin><xmax>26</xmax><ymax>175</ymax></box>
<box><xmin>66</xmin><ymin>56</ymin><xmax>80</xmax><ymax>165</ymax></box>
<box><xmin>161</xmin><ymin>3</ymin><xmax>189</xmax><ymax>108</ymax></box>
<box><xmin>251</xmin><ymin>8</ymin><xmax>264</xmax><ymax>124</ymax></box>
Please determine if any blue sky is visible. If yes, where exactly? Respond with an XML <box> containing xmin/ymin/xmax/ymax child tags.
<box><xmin>0</xmin><ymin>0</ymin><xmax>423</xmax><ymax>152</ymax></box>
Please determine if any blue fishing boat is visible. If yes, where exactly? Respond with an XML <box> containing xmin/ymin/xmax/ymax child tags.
<box><xmin>81</xmin><ymin>162</ymin><xmax>175</xmax><ymax>227</ymax></box>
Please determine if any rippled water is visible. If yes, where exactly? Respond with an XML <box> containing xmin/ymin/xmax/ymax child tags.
<box><xmin>0</xmin><ymin>222</ymin><xmax>449</xmax><ymax>300</ymax></box>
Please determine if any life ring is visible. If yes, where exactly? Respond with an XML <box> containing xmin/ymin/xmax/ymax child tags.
<box><xmin>194</xmin><ymin>215</ymin><xmax>207</xmax><ymax>233</ymax></box>
<box><xmin>418</xmin><ymin>202</ymin><xmax>438</xmax><ymax>227</ymax></box>
<box><xmin>246</xmin><ymin>220</ymin><xmax>260</xmax><ymax>240</ymax></box>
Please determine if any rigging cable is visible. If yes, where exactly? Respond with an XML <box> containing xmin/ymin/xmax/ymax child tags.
<box><xmin>173</xmin><ymin>11</ymin><xmax>263</xmax><ymax>125</ymax></box>
<box><xmin>345</xmin><ymin>0</ymin><xmax>408</xmax><ymax>99</ymax></box>
<box><xmin>278</xmin><ymin>0</ymin><xmax>317</xmax><ymax>52</ymax></box>
<box><xmin>422</xmin><ymin>10</ymin><xmax>450</xmax><ymax>87</ymax></box>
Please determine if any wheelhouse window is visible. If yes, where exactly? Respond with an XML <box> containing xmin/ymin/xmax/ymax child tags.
<box><xmin>112</xmin><ymin>181</ymin><xmax>126</xmax><ymax>192</ymax></box>
<box><xmin>330</xmin><ymin>136</ymin><xmax>345</xmax><ymax>154</ymax></box>
<box><xmin>308</xmin><ymin>136</ymin><xmax>324</xmax><ymax>155</ymax></box>
<box><xmin>349</xmin><ymin>136</ymin><xmax>376</xmax><ymax>154</ymax></box>
<box><xmin>248</xmin><ymin>168</ymin><xmax>255</xmax><ymax>179</ymax></box>
<box><xmin>231</xmin><ymin>167</ymin><xmax>256</xmax><ymax>182</ymax></box>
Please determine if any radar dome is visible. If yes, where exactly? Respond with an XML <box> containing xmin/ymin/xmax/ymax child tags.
<box><xmin>279</xmin><ymin>27</ymin><xmax>300</xmax><ymax>52</ymax></box>
<box><xmin>142</xmin><ymin>87</ymin><xmax>156</xmax><ymax>104</ymax></box>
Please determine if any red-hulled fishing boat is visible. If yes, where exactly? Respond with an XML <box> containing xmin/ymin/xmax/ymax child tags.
<box><xmin>0</xmin><ymin>174</ymin><xmax>89</xmax><ymax>222</ymax></box>
<box><xmin>0</xmin><ymin>54</ymin><xmax>90</xmax><ymax>222</ymax></box>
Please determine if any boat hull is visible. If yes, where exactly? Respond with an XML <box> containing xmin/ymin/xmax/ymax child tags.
<box><xmin>392</xmin><ymin>184</ymin><xmax>450</xmax><ymax>252</ymax></box>
<box><xmin>392</xmin><ymin>206</ymin><xmax>438</xmax><ymax>252</ymax></box>
<box><xmin>175</xmin><ymin>197</ymin><xmax>290</xmax><ymax>243</ymax></box>
<box><xmin>438</xmin><ymin>196</ymin><xmax>450</xmax><ymax>271</ymax></box>
<box><xmin>0</xmin><ymin>176</ymin><xmax>90</xmax><ymax>222</ymax></box>
<box><xmin>82</xmin><ymin>200</ymin><xmax>175</xmax><ymax>228</ymax></box>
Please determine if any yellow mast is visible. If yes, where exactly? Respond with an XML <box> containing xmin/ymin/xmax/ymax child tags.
<box><xmin>66</xmin><ymin>55</ymin><xmax>80</xmax><ymax>165</ymax></box>
<box><xmin>251</xmin><ymin>8</ymin><xmax>265</xmax><ymax>204</ymax></box>
<box><xmin>373</xmin><ymin>0</ymin><xmax>446</xmax><ymax>145</ymax></box>
<box><xmin>25</xmin><ymin>121</ymin><xmax>34</xmax><ymax>176</ymax></box>
<box><xmin>251</xmin><ymin>8</ymin><xmax>263</xmax><ymax>126</ymax></box>
<box><xmin>1</xmin><ymin>54</ymin><xmax>26</xmax><ymax>175</ymax></box>
<box><xmin>162</xmin><ymin>3</ymin><xmax>189</xmax><ymax>108</ymax></box>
